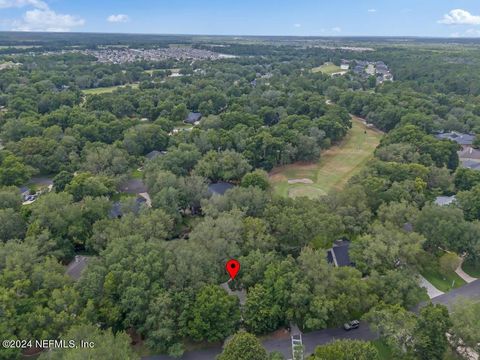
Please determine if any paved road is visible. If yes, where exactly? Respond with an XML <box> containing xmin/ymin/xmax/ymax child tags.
<box><xmin>413</xmin><ymin>279</ymin><xmax>480</xmax><ymax>313</ymax></box>
<box><xmin>143</xmin><ymin>325</ymin><xmax>376</xmax><ymax>360</ymax></box>
<box><xmin>144</xmin><ymin>280</ymin><xmax>480</xmax><ymax>360</ymax></box>
<box><xmin>430</xmin><ymin>279</ymin><xmax>480</xmax><ymax>309</ymax></box>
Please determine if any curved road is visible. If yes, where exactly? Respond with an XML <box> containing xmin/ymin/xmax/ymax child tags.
<box><xmin>144</xmin><ymin>280</ymin><xmax>480</xmax><ymax>360</ymax></box>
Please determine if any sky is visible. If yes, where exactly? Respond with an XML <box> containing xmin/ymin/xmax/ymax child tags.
<box><xmin>1</xmin><ymin>0</ymin><xmax>480</xmax><ymax>37</ymax></box>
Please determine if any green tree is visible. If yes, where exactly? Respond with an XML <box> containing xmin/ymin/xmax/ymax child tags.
<box><xmin>194</xmin><ymin>150</ymin><xmax>252</xmax><ymax>182</ymax></box>
<box><xmin>351</xmin><ymin>224</ymin><xmax>425</xmax><ymax>274</ymax></box>
<box><xmin>456</xmin><ymin>184</ymin><xmax>480</xmax><ymax>221</ymax></box>
<box><xmin>241</xmin><ymin>169</ymin><xmax>270</xmax><ymax>190</ymax></box>
<box><xmin>217</xmin><ymin>331</ymin><xmax>268</xmax><ymax>360</ymax></box>
<box><xmin>450</xmin><ymin>298</ymin><xmax>480</xmax><ymax>352</ymax></box>
<box><xmin>188</xmin><ymin>285</ymin><xmax>240</xmax><ymax>342</ymax></box>
<box><xmin>439</xmin><ymin>253</ymin><xmax>461</xmax><ymax>276</ymax></box>
<box><xmin>413</xmin><ymin>304</ymin><xmax>451</xmax><ymax>360</ymax></box>
<box><xmin>364</xmin><ymin>304</ymin><xmax>417</xmax><ymax>354</ymax></box>
<box><xmin>39</xmin><ymin>324</ymin><xmax>138</xmax><ymax>360</ymax></box>
<box><xmin>244</xmin><ymin>284</ymin><xmax>282</xmax><ymax>334</ymax></box>
<box><xmin>311</xmin><ymin>340</ymin><xmax>379</xmax><ymax>360</ymax></box>
<box><xmin>0</xmin><ymin>153</ymin><xmax>34</xmax><ymax>186</ymax></box>
<box><xmin>53</xmin><ymin>170</ymin><xmax>74</xmax><ymax>192</ymax></box>
<box><xmin>0</xmin><ymin>208</ymin><xmax>25</xmax><ymax>241</ymax></box>
<box><xmin>153</xmin><ymin>143</ymin><xmax>201</xmax><ymax>176</ymax></box>
<box><xmin>0</xmin><ymin>186</ymin><xmax>22</xmax><ymax>210</ymax></box>
<box><xmin>65</xmin><ymin>173</ymin><xmax>115</xmax><ymax>201</ymax></box>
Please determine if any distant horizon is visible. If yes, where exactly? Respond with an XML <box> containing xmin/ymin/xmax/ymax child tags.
<box><xmin>2</xmin><ymin>30</ymin><xmax>480</xmax><ymax>41</ymax></box>
<box><xmin>0</xmin><ymin>1</ymin><xmax>480</xmax><ymax>38</ymax></box>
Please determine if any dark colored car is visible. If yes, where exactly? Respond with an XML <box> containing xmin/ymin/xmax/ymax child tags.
<box><xmin>343</xmin><ymin>320</ymin><xmax>360</xmax><ymax>331</ymax></box>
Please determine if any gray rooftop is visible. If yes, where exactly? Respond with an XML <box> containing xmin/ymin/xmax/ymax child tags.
<box><xmin>461</xmin><ymin>159</ymin><xmax>480</xmax><ymax>171</ymax></box>
<box><xmin>184</xmin><ymin>112</ymin><xmax>202</xmax><ymax>124</ymax></box>
<box><xmin>435</xmin><ymin>132</ymin><xmax>475</xmax><ymax>146</ymax></box>
<box><xmin>109</xmin><ymin>196</ymin><xmax>147</xmax><ymax>219</ymax></box>
<box><xmin>66</xmin><ymin>255</ymin><xmax>90</xmax><ymax>280</ymax></box>
<box><xmin>434</xmin><ymin>195</ymin><xmax>456</xmax><ymax>206</ymax></box>
<box><xmin>208</xmin><ymin>182</ymin><xmax>235</xmax><ymax>196</ymax></box>
<box><xmin>327</xmin><ymin>240</ymin><xmax>352</xmax><ymax>267</ymax></box>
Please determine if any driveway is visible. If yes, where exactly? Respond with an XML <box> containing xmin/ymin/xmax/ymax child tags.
<box><xmin>418</xmin><ymin>275</ymin><xmax>444</xmax><ymax>298</ymax></box>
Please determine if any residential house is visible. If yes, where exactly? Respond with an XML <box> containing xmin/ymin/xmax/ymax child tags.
<box><xmin>461</xmin><ymin>159</ymin><xmax>480</xmax><ymax>171</ymax></box>
<box><xmin>184</xmin><ymin>112</ymin><xmax>202</xmax><ymax>125</ymax></box>
<box><xmin>208</xmin><ymin>182</ymin><xmax>235</xmax><ymax>196</ymax></box>
<box><xmin>109</xmin><ymin>196</ymin><xmax>147</xmax><ymax>219</ymax></box>
<box><xmin>66</xmin><ymin>255</ymin><xmax>90</xmax><ymax>281</ymax></box>
<box><xmin>435</xmin><ymin>131</ymin><xmax>475</xmax><ymax>150</ymax></box>
<box><xmin>434</xmin><ymin>195</ymin><xmax>456</xmax><ymax>206</ymax></box>
<box><xmin>145</xmin><ymin>150</ymin><xmax>167</xmax><ymax>161</ymax></box>
<box><xmin>326</xmin><ymin>239</ymin><xmax>353</xmax><ymax>267</ymax></box>
<box><xmin>340</xmin><ymin>60</ymin><xmax>350</xmax><ymax>70</ymax></box>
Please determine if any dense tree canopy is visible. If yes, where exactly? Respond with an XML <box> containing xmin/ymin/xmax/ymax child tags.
<box><xmin>0</xmin><ymin>34</ymin><xmax>479</xmax><ymax>360</ymax></box>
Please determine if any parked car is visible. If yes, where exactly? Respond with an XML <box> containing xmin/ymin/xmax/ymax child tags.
<box><xmin>343</xmin><ymin>320</ymin><xmax>360</xmax><ymax>331</ymax></box>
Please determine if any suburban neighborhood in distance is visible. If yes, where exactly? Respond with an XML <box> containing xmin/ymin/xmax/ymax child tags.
<box><xmin>1</xmin><ymin>1</ymin><xmax>480</xmax><ymax>360</ymax></box>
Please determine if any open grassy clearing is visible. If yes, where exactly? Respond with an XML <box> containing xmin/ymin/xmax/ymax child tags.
<box><xmin>311</xmin><ymin>62</ymin><xmax>342</xmax><ymax>75</ymax></box>
<box><xmin>420</xmin><ymin>262</ymin><xmax>466</xmax><ymax>293</ymax></box>
<box><xmin>270</xmin><ymin>117</ymin><xmax>382</xmax><ymax>199</ymax></box>
<box><xmin>82</xmin><ymin>83</ymin><xmax>139</xmax><ymax>95</ymax></box>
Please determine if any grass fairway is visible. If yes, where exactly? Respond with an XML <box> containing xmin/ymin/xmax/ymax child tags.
<box><xmin>270</xmin><ymin>117</ymin><xmax>382</xmax><ymax>199</ymax></box>
<box><xmin>311</xmin><ymin>62</ymin><xmax>343</xmax><ymax>75</ymax></box>
<box><xmin>82</xmin><ymin>83</ymin><xmax>139</xmax><ymax>95</ymax></box>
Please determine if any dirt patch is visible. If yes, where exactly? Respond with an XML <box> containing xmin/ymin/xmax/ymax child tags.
<box><xmin>288</xmin><ymin>178</ymin><xmax>314</xmax><ymax>184</ymax></box>
<box><xmin>269</xmin><ymin>173</ymin><xmax>288</xmax><ymax>182</ymax></box>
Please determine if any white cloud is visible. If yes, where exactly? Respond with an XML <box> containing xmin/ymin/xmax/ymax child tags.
<box><xmin>0</xmin><ymin>0</ymin><xmax>47</xmax><ymax>10</ymax></box>
<box><xmin>14</xmin><ymin>8</ymin><xmax>85</xmax><ymax>31</ymax></box>
<box><xmin>439</xmin><ymin>9</ymin><xmax>480</xmax><ymax>25</ymax></box>
<box><xmin>293</xmin><ymin>23</ymin><xmax>301</xmax><ymax>28</ymax></box>
<box><xmin>1</xmin><ymin>0</ymin><xmax>85</xmax><ymax>31</ymax></box>
<box><xmin>107</xmin><ymin>14</ymin><xmax>129</xmax><ymax>23</ymax></box>
<box><xmin>367</xmin><ymin>9</ymin><xmax>377</xmax><ymax>13</ymax></box>
<box><xmin>331</xmin><ymin>26</ymin><xmax>341</xmax><ymax>33</ymax></box>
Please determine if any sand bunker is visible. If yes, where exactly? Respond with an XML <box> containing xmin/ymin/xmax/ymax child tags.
<box><xmin>288</xmin><ymin>178</ymin><xmax>314</xmax><ymax>184</ymax></box>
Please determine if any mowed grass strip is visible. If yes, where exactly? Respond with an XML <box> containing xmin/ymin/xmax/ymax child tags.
<box><xmin>269</xmin><ymin>117</ymin><xmax>382</xmax><ymax>199</ymax></box>
<box><xmin>82</xmin><ymin>83</ymin><xmax>139</xmax><ymax>95</ymax></box>
<box><xmin>311</xmin><ymin>62</ymin><xmax>342</xmax><ymax>75</ymax></box>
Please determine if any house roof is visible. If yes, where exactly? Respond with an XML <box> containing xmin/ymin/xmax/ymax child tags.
<box><xmin>435</xmin><ymin>132</ymin><xmax>475</xmax><ymax>145</ymax></box>
<box><xmin>145</xmin><ymin>150</ymin><xmax>166</xmax><ymax>160</ymax></box>
<box><xmin>109</xmin><ymin>197</ymin><xmax>147</xmax><ymax>218</ymax></box>
<box><xmin>208</xmin><ymin>182</ymin><xmax>235</xmax><ymax>196</ymax></box>
<box><xmin>66</xmin><ymin>255</ymin><xmax>90</xmax><ymax>280</ymax></box>
<box><xmin>327</xmin><ymin>240</ymin><xmax>352</xmax><ymax>267</ymax></box>
<box><xmin>458</xmin><ymin>147</ymin><xmax>480</xmax><ymax>160</ymax></box>
<box><xmin>184</xmin><ymin>112</ymin><xmax>202</xmax><ymax>124</ymax></box>
<box><xmin>461</xmin><ymin>159</ymin><xmax>480</xmax><ymax>171</ymax></box>
<box><xmin>403</xmin><ymin>222</ymin><xmax>414</xmax><ymax>232</ymax></box>
<box><xmin>119</xmin><ymin>179</ymin><xmax>148</xmax><ymax>194</ymax></box>
<box><xmin>434</xmin><ymin>195</ymin><xmax>456</xmax><ymax>206</ymax></box>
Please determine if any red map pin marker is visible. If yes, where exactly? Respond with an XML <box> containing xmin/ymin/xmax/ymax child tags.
<box><xmin>226</xmin><ymin>259</ymin><xmax>240</xmax><ymax>280</ymax></box>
